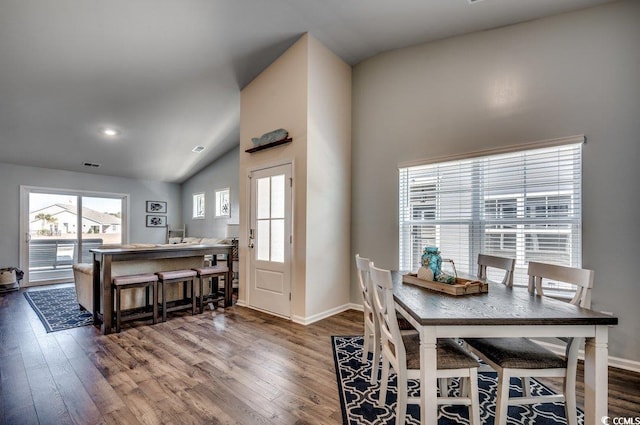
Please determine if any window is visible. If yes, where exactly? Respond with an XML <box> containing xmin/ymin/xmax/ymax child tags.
<box><xmin>215</xmin><ymin>188</ymin><xmax>230</xmax><ymax>217</ymax></box>
<box><xmin>193</xmin><ymin>193</ymin><xmax>205</xmax><ymax>219</ymax></box>
<box><xmin>399</xmin><ymin>138</ymin><xmax>583</xmax><ymax>291</ymax></box>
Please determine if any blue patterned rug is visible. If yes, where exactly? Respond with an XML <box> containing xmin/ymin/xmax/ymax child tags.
<box><xmin>332</xmin><ymin>336</ymin><xmax>583</xmax><ymax>425</ymax></box>
<box><xmin>24</xmin><ymin>286</ymin><xmax>93</xmax><ymax>332</ymax></box>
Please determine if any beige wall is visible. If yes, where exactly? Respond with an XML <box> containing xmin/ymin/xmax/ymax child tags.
<box><xmin>239</xmin><ymin>34</ymin><xmax>309</xmax><ymax>318</ymax></box>
<box><xmin>351</xmin><ymin>0</ymin><xmax>640</xmax><ymax>363</ymax></box>
<box><xmin>306</xmin><ymin>36</ymin><xmax>352</xmax><ymax>318</ymax></box>
<box><xmin>239</xmin><ymin>33</ymin><xmax>352</xmax><ymax>322</ymax></box>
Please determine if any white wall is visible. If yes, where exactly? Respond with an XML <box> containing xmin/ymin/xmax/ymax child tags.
<box><xmin>351</xmin><ymin>0</ymin><xmax>640</xmax><ymax>363</ymax></box>
<box><xmin>0</xmin><ymin>161</ymin><xmax>181</xmax><ymax>270</ymax></box>
<box><xmin>180</xmin><ymin>146</ymin><xmax>240</xmax><ymax>238</ymax></box>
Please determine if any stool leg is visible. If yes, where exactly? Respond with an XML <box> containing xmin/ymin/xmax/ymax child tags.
<box><xmin>115</xmin><ymin>286</ymin><xmax>121</xmax><ymax>333</ymax></box>
<box><xmin>161</xmin><ymin>280</ymin><xmax>167</xmax><ymax>322</ymax></box>
<box><xmin>190</xmin><ymin>278</ymin><xmax>196</xmax><ymax>315</ymax></box>
<box><xmin>152</xmin><ymin>281</ymin><xmax>158</xmax><ymax>325</ymax></box>
<box><xmin>199</xmin><ymin>276</ymin><xmax>204</xmax><ymax>314</ymax></box>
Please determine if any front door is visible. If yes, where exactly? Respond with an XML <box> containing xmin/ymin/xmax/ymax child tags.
<box><xmin>248</xmin><ymin>163</ymin><xmax>292</xmax><ymax>317</ymax></box>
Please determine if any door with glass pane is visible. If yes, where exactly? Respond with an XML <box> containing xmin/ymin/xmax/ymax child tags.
<box><xmin>20</xmin><ymin>187</ymin><xmax>126</xmax><ymax>286</ymax></box>
<box><xmin>248</xmin><ymin>164</ymin><xmax>292</xmax><ymax>317</ymax></box>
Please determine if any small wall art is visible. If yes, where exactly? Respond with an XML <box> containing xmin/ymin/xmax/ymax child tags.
<box><xmin>146</xmin><ymin>201</ymin><xmax>167</xmax><ymax>213</ymax></box>
<box><xmin>146</xmin><ymin>215</ymin><xmax>167</xmax><ymax>227</ymax></box>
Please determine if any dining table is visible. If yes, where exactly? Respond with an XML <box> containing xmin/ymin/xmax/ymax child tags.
<box><xmin>91</xmin><ymin>243</ymin><xmax>233</xmax><ymax>335</ymax></box>
<box><xmin>391</xmin><ymin>271</ymin><xmax>618</xmax><ymax>425</ymax></box>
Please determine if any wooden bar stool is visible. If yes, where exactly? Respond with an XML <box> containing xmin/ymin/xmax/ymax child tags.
<box><xmin>156</xmin><ymin>269</ymin><xmax>197</xmax><ymax>322</ymax></box>
<box><xmin>112</xmin><ymin>273</ymin><xmax>158</xmax><ymax>333</ymax></box>
<box><xmin>193</xmin><ymin>265</ymin><xmax>229</xmax><ymax>313</ymax></box>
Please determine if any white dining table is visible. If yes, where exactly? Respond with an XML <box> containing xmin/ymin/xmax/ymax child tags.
<box><xmin>391</xmin><ymin>271</ymin><xmax>618</xmax><ymax>425</ymax></box>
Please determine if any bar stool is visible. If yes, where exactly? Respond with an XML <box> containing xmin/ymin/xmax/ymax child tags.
<box><xmin>156</xmin><ymin>269</ymin><xmax>197</xmax><ymax>322</ymax></box>
<box><xmin>112</xmin><ymin>273</ymin><xmax>158</xmax><ymax>333</ymax></box>
<box><xmin>193</xmin><ymin>265</ymin><xmax>229</xmax><ymax>313</ymax></box>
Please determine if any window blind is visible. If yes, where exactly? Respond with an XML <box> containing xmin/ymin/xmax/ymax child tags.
<box><xmin>399</xmin><ymin>140</ymin><xmax>582</xmax><ymax>291</ymax></box>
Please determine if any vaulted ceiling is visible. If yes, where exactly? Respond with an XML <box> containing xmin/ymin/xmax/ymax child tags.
<box><xmin>0</xmin><ymin>0</ymin><xmax>613</xmax><ymax>183</ymax></box>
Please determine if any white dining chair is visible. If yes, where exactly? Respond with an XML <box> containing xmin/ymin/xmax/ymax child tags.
<box><xmin>464</xmin><ymin>261</ymin><xmax>594</xmax><ymax>425</ymax></box>
<box><xmin>369</xmin><ymin>262</ymin><xmax>480</xmax><ymax>425</ymax></box>
<box><xmin>453</xmin><ymin>253</ymin><xmax>517</xmax><ymax>394</ymax></box>
<box><xmin>477</xmin><ymin>253</ymin><xmax>516</xmax><ymax>287</ymax></box>
<box><xmin>355</xmin><ymin>254</ymin><xmax>381</xmax><ymax>384</ymax></box>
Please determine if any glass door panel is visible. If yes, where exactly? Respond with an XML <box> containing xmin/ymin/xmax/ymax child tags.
<box><xmin>28</xmin><ymin>193</ymin><xmax>78</xmax><ymax>283</ymax></box>
<box><xmin>81</xmin><ymin>196</ymin><xmax>122</xmax><ymax>261</ymax></box>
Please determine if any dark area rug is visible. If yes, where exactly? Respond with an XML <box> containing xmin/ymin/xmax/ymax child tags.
<box><xmin>332</xmin><ymin>335</ymin><xmax>583</xmax><ymax>425</ymax></box>
<box><xmin>24</xmin><ymin>286</ymin><xmax>93</xmax><ymax>332</ymax></box>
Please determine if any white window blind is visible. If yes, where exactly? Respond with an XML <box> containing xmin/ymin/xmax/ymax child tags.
<box><xmin>399</xmin><ymin>140</ymin><xmax>582</xmax><ymax>291</ymax></box>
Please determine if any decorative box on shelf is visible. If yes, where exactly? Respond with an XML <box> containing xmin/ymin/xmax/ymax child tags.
<box><xmin>402</xmin><ymin>273</ymin><xmax>488</xmax><ymax>296</ymax></box>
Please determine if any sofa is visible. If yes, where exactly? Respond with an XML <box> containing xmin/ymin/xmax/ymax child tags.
<box><xmin>73</xmin><ymin>239</ymin><xmax>230</xmax><ymax>314</ymax></box>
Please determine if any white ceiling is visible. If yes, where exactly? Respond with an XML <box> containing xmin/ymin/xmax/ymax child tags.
<box><xmin>0</xmin><ymin>0</ymin><xmax>614</xmax><ymax>183</ymax></box>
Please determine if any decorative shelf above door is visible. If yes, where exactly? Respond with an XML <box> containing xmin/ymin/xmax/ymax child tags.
<box><xmin>245</xmin><ymin>138</ymin><xmax>292</xmax><ymax>153</ymax></box>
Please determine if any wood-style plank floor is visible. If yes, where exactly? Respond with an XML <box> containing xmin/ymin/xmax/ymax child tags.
<box><xmin>1</xmin><ymin>286</ymin><xmax>639</xmax><ymax>424</ymax></box>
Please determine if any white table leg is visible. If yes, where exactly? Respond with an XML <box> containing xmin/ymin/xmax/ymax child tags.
<box><xmin>584</xmin><ymin>325</ymin><xmax>609</xmax><ymax>425</ymax></box>
<box><xmin>420</xmin><ymin>326</ymin><xmax>438</xmax><ymax>425</ymax></box>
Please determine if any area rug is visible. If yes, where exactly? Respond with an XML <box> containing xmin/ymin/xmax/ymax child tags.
<box><xmin>24</xmin><ymin>286</ymin><xmax>93</xmax><ymax>332</ymax></box>
<box><xmin>332</xmin><ymin>336</ymin><xmax>584</xmax><ymax>425</ymax></box>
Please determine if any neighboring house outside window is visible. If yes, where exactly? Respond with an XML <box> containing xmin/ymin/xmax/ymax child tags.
<box><xmin>399</xmin><ymin>138</ymin><xmax>583</xmax><ymax>294</ymax></box>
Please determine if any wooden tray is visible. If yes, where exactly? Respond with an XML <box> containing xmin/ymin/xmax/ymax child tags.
<box><xmin>402</xmin><ymin>273</ymin><xmax>488</xmax><ymax>296</ymax></box>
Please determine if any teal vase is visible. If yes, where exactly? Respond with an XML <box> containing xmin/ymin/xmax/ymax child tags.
<box><xmin>421</xmin><ymin>246</ymin><xmax>442</xmax><ymax>278</ymax></box>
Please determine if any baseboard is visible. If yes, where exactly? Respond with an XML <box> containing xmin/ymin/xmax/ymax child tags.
<box><xmin>291</xmin><ymin>303</ymin><xmax>354</xmax><ymax>326</ymax></box>
<box><xmin>531</xmin><ymin>339</ymin><xmax>640</xmax><ymax>373</ymax></box>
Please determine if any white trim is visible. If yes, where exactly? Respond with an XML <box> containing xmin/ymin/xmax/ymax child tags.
<box><xmin>398</xmin><ymin>134</ymin><xmax>585</xmax><ymax>169</ymax></box>
<box><xmin>291</xmin><ymin>303</ymin><xmax>353</xmax><ymax>326</ymax></box>
<box><xmin>531</xmin><ymin>338</ymin><xmax>640</xmax><ymax>374</ymax></box>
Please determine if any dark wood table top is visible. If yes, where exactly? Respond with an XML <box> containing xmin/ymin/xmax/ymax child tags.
<box><xmin>90</xmin><ymin>243</ymin><xmax>233</xmax><ymax>262</ymax></box>
<box><xmin>392</xmin><ymin>271</ymin><xmax>618</xmax><ymax>327</ymax></box>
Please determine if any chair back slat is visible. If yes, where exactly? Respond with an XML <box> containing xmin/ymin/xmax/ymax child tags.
<box><xmin>477</xmin><ymin>254</ymin><xmax>515</xmax><ymax>287</ymax></box>
<box><xmin>527</xmin><ymin>261</ymin><xmax>594</xmax><ymax>308</ymax></box>
<box><xmin>355</xmin><ymin>254</ymin><xmax>374</xmax><ymax>316</ymax></box>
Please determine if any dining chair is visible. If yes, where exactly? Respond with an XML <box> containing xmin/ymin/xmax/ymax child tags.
<box><xmin>477</xmin><ymin>253</ymin><xmax>516</xmax><ymax>287</ymax></box>
<box><xmin>355</xmin><ymin>254</ymin><xmax>381</xmax><ymax>384</ymax></box>
<box><xmin>464</xmin><ymin>261</ymin><xmax>594</xmax><ymax>425</ymax></box>
<box><xmin>369</xmin><ymin>263</ymin><xmax>480</xmax><ymax>425</ymax></box>
<box><xmin>356</xmin><ymin>254</ymin><xmax>418</xmax><ymax>384</ymax></box>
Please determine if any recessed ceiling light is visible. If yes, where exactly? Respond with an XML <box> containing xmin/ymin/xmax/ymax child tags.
<box><xmin>192</xmin><ymin>146</ymin><xmax>205</xmax><ymax>153</ymax></box>
<box><xmin>101</xmin><ymin>128</ymin><xmax>119</xmax><ymax>137</ymax></box>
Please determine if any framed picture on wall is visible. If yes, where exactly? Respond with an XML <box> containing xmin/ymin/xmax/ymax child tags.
<box><xmin>215</xmin><ymin>188</ymin><xmax>230</xmax><ymax>217</ymax></box>
<box><xmin>146</xmin><ymin>201</ymin><xmax>167</xmax><ymax>213</ymax></box>
<box><xmin>146</xmin><ymin>215</ymin><xmax>167</xmax><ymax>227</ymax></box>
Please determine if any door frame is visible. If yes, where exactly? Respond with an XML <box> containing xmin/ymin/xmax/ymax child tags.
<box><xmin>245</xmin><ymin>161</ymin><xmax>294</xmax><ymax>318</ymax></box>
<box><xmin>19</xmin><ymin>185</ymin><xmax>130</xmax><ymax>286</ymax></box>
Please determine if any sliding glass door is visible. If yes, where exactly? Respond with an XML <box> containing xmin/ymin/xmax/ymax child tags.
<box><xmin>20</xmin><ymin>187</ymin><xmax>128</xmax><ymax>286</ymax></box>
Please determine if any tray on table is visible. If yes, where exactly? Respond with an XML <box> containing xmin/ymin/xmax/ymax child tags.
<box><xmin>402</xmin><ymin>273</ymin><xmax>488</xmax><ymax>296</ymax></box>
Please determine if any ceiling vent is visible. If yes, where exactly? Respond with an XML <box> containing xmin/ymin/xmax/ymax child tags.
<box><xmin>192</xmin><ymin>145</ymin><xmax>205</xmax><ymax>153</ymax></box>
<box><xmin>467</xmin><ymin>0</ymin><xmax>485</xmax><ymax>3</ymax></box>
<box><xmin>83</xmin><ymin>162</ymin><xmax>101</xmax><ymax>168</ymax></box>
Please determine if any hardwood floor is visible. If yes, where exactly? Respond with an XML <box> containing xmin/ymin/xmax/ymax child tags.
<box><xmin>1</xmin><ymin>286</ymin><xmax>639</xmax><ymax>424</ymax></box>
